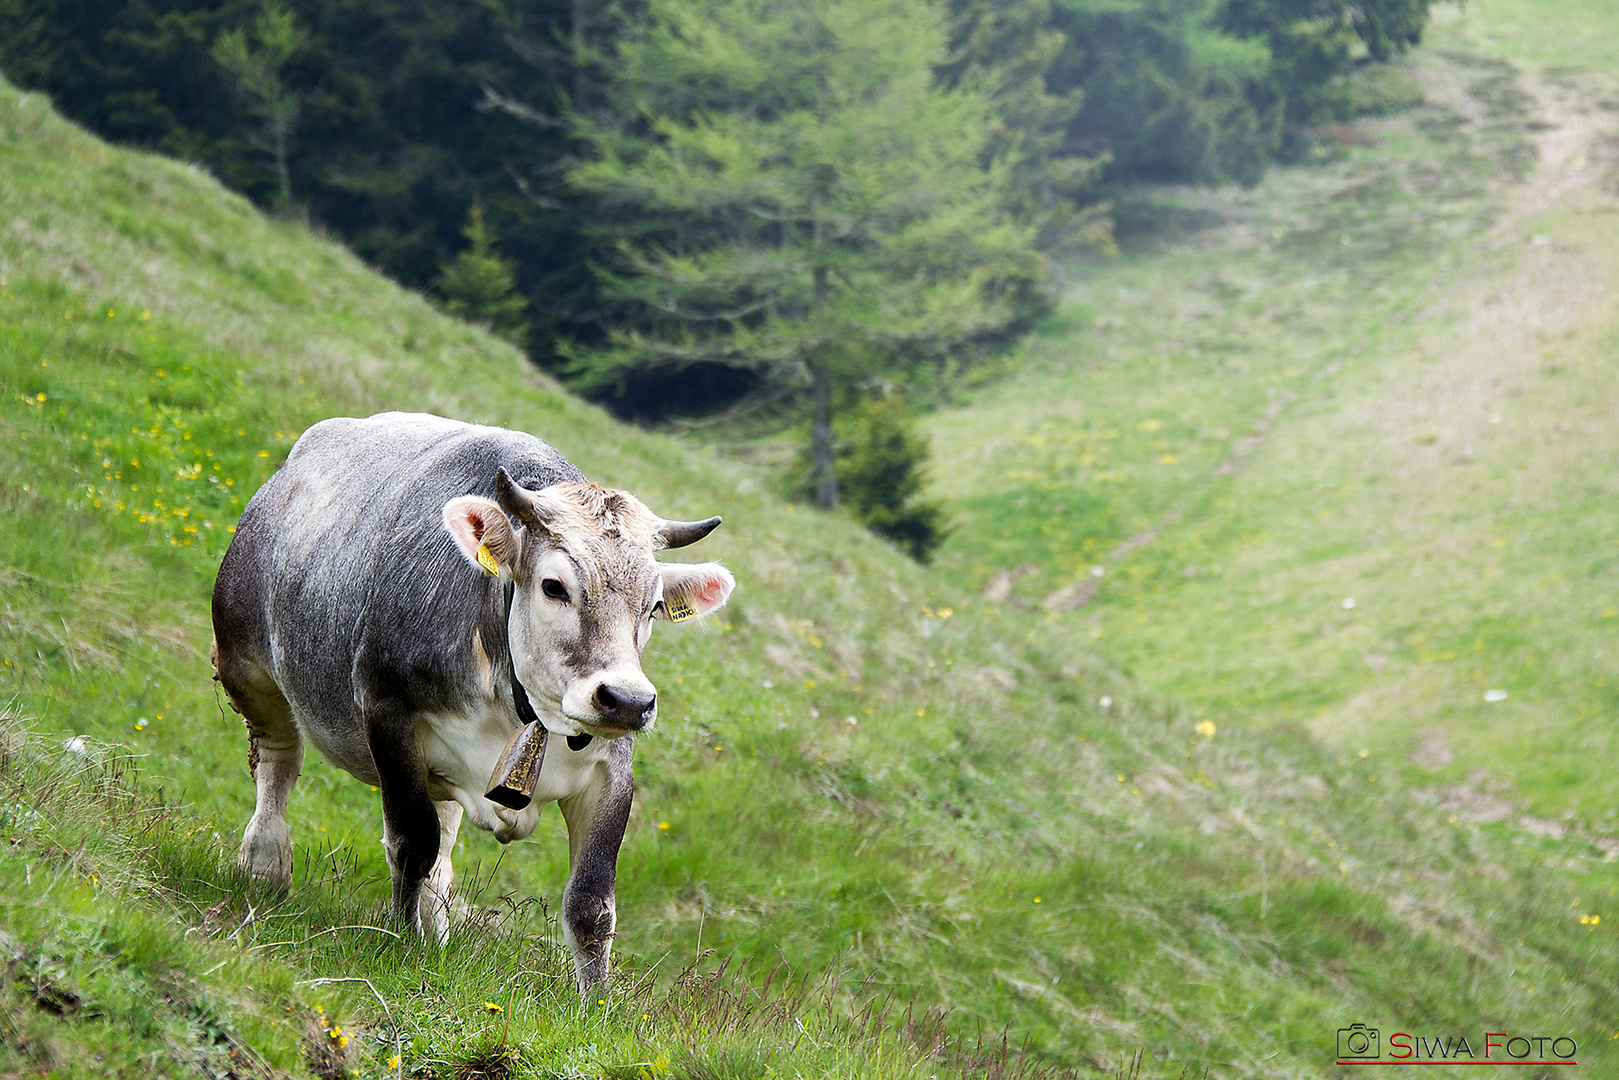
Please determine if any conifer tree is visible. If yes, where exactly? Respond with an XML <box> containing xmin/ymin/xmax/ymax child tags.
<box><xmin>438</xmin><ymin>202</ymin><xmax>531</xmax><ymax>349</ymax></box>
<box><xmin>566</xmin><ymin>0</ymin><xmax>1038</xmax><ymax>508</ymax></box>
<box><xmin>212</xmin><ymin>2</ymin><xmax>304</xmax><ymax>210</ymax></box>
<box><xmin>837</xmin><ymin>393</ymin><xmax>949</xmax><ymax>562</ymax></box>
<box><xmin>940</xmin><ymin>0</ymin><xmax>1113</xmax><ymax>253</ymax></box>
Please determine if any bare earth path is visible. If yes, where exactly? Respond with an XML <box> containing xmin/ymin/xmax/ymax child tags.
<box><xmin>1286</xmin><ymin>62</ymin><xmax>1619</xmax><ymax>819</ymax></box>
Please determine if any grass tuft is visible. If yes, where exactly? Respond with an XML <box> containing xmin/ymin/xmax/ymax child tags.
<box><xmin>452</xmin><ymin>1042</ymin><xmax>522</xmax><ymax>1080</ymax></box>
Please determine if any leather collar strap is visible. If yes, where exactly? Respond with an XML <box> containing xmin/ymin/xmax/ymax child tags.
<box><xmin>503</xmin><ymin>581</ymin><xmax>592</xmax><ymax>752</ymax></box>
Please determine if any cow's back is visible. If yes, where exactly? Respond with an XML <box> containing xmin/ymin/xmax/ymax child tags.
<box><xmin>212</xmin><ymin>412</ymin><xmax>584</xmax><ymax>777</ymax></box>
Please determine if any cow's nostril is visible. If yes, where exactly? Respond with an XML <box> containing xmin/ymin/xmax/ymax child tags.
<box><xmin>594</xmin><ymin>683</ymin><xmax>655</xmax><ymax>724</ymax></box>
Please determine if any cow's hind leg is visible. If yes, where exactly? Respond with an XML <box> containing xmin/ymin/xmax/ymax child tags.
<box><xmin>367</xmin><ymin>715</ymin><xmax>442</xmax><ymax>938</ymax></box>
<box><xmin>215</xmin><ymin>645</ymin><xmax>303</xmax><ymax>888</ymax></box>
<box><xmin>557</xmin><ymin>738</ymin><xmax>635</xmax><ymax>995</ymax></box>
<box><xmin>422</xmin><ymin>800</ymin><xmax>464</xmax><ymax>944</ymax></box>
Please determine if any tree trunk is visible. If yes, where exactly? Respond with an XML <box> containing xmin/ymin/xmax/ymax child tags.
<box><xmin>811</xmin><ymin>359</ymin><xmax>836</xmax><ymax>510</ymax></box>
<box><xmin>272</xmin><ymin>118</ymin><xmax>292</xmax><ymax>210</ymax></box>
<box><xmin>572</xmin><ymin>0</ymin><xmax>590</xmax><ymax>109</ymax></box>
<box><xmin>809</xmin><ymin>256</ymin><xmax>836</xmax><ymax>510</ymax></box>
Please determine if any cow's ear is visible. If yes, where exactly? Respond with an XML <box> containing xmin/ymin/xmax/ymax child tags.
<box><xmin>655</xmin><ymin>563</ymin><xmax>735</xmax><ymax>622</ymax></box>
<box><xmin>443</xmin><ymin>496</ymin><xmax>522</xmax><ymax>579</ymax></box>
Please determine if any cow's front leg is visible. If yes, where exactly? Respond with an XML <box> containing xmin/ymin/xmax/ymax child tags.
<box><xmin>366</xmin><ymin>713</ymin><xmax>441</xmax><ymax>938</ymax></box>
<box><xmin>557</xmin><ymin>737</ymin><xmax>634</xmax><ymax>995</ymax></box>
<box><xmin>422</xmin><ymin>800</ymin><xmax>464</xmax><ymax>944</ymax></box>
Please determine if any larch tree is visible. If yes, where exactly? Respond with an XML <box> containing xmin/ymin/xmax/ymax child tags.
<box><xmin>564</xmin><ymin>0</ymin><xmax>1038</xmax><ymax>508</ymax></box>
<box><xmin>212</xmin><ymin>1</ymin><xmax>304</xmax><ymax>210</ymax></box>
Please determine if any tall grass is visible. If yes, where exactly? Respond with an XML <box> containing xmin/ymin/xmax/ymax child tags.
<box><xmin>0</xmin><ymin>716</ymin><xmax>1107</xmax><ymax>1078</ymax></box>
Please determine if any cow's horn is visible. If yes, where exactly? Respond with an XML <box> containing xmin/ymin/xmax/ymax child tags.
<box><xmin>494</xmin><ymin>468</ymin><xmax>541</xmax><ymax>525</ymax></box>
<box><xmin>659</xmin><ymin>516</ymin><xmax>722</xmax><ymax>549</ymax></box>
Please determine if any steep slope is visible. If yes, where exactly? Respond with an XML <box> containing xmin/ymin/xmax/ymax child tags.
<box><xmin>3</xmin><ymin>63</ymin><xmax>1617</xmax><ymax>1079</ymax></box>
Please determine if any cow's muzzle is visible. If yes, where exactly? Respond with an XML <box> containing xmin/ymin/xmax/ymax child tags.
<box><xmin>561</xmin><ymin>670</ymin><xmax>658</xmax><ymax>736</ymax></box>
<box><xmin>590</xmin><ymin>682</ymin><xmax>657</xmax><ymax>731</ymax></box>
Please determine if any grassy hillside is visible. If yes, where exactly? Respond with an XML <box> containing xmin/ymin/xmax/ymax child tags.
<box><xmin>3</xmin><ymin>14</ymin><xmax>1619</xmax><ymax>1077</ymax></box>
<box><xmin>1453</xmin><ymin>0</ymin><xmax>1619</xmax><ymax>69</ymax></box>
<box><xmin>926</xmin><ymin>3</ymin><xmax>1619</xmax><ymax>833</ymax></box>
<box><xmin>916</xmin><ymin>0</ymin><xmax>1619</xmax><ymax>1066</ymax></box>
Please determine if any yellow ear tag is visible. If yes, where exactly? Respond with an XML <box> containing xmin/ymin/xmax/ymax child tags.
<box><xmin>665</xmin><ymin>594</ymin><xmax>697</xmax><ymax>623</ymax></box>
<box><xmin>475</xmin><ymin>543</ymin><xmax>500</xmax><ymax>578</ymax></box>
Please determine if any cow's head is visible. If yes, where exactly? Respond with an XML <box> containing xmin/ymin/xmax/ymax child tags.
<box><xmin>442</xmin><ymin>470</ymin><xmax>734</xmax><ymax>739</ymax></box>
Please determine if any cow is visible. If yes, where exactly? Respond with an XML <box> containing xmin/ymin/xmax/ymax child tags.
<box><xmin>209</xmin><ymin>412</ymin><xmax>735</xmax><ymax>992</ymax></box>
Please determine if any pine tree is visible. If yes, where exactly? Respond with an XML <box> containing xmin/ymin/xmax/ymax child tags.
<box><xmin>438</xmin><ymin>202</ymin><xmax>531</xmax><ymax>349</ymax></box>
<box><xmin>940</xmin><ymin>0</ymin><xmax>1113</xmax><ymax>253</ymax></box>
<box><xmin>837</xmin><ymin>393</ymin><xmax>950</xmax><ymax>562</ymax></box>
<box><xmin>566</xmin><ymin>0</ymin><xmax>1038</xmax><ymax>508</ymax></box>
<box><xmin>212</xmin><ymin>2</ymin><xmax>304</xmax><ymax>210</ymax></box>
<box><xmin>1049</xmin><ymin>0</ymin><xmax>1276</xmax><ymax>186</ymax></box>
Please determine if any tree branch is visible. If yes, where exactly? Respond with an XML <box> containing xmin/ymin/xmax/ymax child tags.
<box><xmin>478</xmin><ymin>82</ymin><xmax>567</xmax><ymax>129</ymax></box>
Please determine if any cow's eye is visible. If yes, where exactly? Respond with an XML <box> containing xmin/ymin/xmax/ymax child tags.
<box><xmin>541</xmin><ymin>578</ymin><xmax>571</xmax><ymax>603</ymax></box>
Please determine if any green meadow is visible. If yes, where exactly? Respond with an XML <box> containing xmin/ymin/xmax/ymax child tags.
<box><xmin>927</xmin><ymin>1</ymin><xmax>1619</xmax><ymax>825</ymax></box>
<box><xmin>3</xmin><ymin>1</ymin><xmax>1619</xmax><ymax>1076</ymax></box>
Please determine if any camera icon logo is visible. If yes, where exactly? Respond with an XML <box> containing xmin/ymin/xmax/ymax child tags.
<box><xmin>1338</xmin><ymin>1025</ymin><xmax>1380</xmax><ymax>1060</ymax></box>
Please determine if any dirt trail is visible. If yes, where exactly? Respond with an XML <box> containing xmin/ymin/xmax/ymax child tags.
<box><xmin>1490</xmin><ymin>72</ymin><xmax>1608</xmax><ymax>236</ymax></box>
<box><xmin>1030</xmin><ymin>64</ymin><xmax>1619</xmax><ymax>616</ymax></box>
<box><xmin>1308</xmin><ymin>64</ymin><xmax>1619</xmax><ymax>786</ymax></box>
<box><xmin>1387</xmin><ymin>71</ymin><xmax>1618</xmax><ymax>482</ymax></box>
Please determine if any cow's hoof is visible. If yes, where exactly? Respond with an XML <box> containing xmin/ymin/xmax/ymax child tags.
<box><xmin>238</xmin><ymin>819</ymin><xmax>292</xmax><ymax>888</ymax></box>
